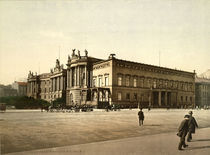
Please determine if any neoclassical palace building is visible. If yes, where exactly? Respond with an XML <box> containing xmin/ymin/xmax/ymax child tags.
<box><xmin>27</xmin><ymin>59</ymin><xmax>67</xmax><ymax>102</ymax></box>
<box><xmin>27</xmin><ymin>50</ymin><xmax>195</xmax><ymax>108</ymax></box>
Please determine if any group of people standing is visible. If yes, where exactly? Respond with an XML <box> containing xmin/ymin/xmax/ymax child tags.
<box><xmin>177</xmin><ymin>111</ymin><xmax>198</xmax><ymax>150</ymax></box>
<box><xmin>137</xmin><ymin>109</ymin><xmax>198</xmax><ymax>151</ymax></box>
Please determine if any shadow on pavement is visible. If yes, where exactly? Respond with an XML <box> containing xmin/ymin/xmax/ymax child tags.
<box><xmin>192</xmin><ymin>139</ymin><xmax>210</xmax><ymax>142</ymax></box>
<box><xmin>143</xmin><ymin>124</ymin><xmax>162</xmax><ymax>126</ymax></box>
<box><xmin>187</xmin><ymin>145</ymin><xmax>210</xmax><ymax>150</ymax></box>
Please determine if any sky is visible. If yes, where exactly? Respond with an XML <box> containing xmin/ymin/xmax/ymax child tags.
<box><xmin>0</xmin><ymin>0</ymin><xmax>210</xmax><ymax>85</ymax></box>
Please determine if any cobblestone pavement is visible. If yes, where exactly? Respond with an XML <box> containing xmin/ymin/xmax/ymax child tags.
<box><xmin>0</xmin><ymin>109</ymin><xmax>210</xmax><ymax>154</ymax></box>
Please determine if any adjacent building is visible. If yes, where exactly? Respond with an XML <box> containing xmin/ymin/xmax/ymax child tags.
<box><xmin>0</xmin><ymin>84</ymin><xmax>18</xmax><ymax>97</ymax></box>
<box><xmin>195</xmin><ymin>77</ymin><xmax>210</xmax><ymax>108</ymax></box>
<box><xmin>12</xmin><ymin>81</ymin><xmax>27</xmax><ymax>96</ymax></box>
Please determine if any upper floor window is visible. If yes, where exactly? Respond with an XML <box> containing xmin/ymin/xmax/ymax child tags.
<box><xmin>93</xmin><ymin>79</ymin><xmax>96</xmax><ymax>87</ymax></box>
<box><xmin>105</xmin><ymin>76</ymin><xmax>109</xmax><ymax>86</ymax></box>
<box><xmin>126</xmin><ymin>76</ymin><xmax>130</xmax><ymax>87</ymax></box>
<box><xmin>98</xmin><ymin>77</ymin><xmax>102</xmax><ymax>87</ymax></box>
<box><xmin>181</xmin><ymin>83</ymin><xmax>184</xmax><ymax>90</ymax></box>
<box><xmin>134</xmin><ymin>78</ymin><xmax>137</xmax><ymax>87</ymax></box>
<box><xmin>140</xmin><ymin>79</ymin><xmax>144</xmax><ymax>87</ymax></box>
<box><xmin>118</xmin><ymin>76</ymin><xmax>122</xmax><ymax>86</ymax></box>
<box><xmin>153</xmin><ymin>81</ymin><xmax>157</xmax><ymax>88</ymax></box>
<box><xmin>165</xmin><ymin>82</ymin><xmax>168</xmax><ymax>88</ymax></box>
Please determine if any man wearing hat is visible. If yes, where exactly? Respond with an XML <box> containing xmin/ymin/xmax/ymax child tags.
<box><xmin>177</xmin><ymin>115</ymin><xmax>190</xmax><ymax>150</ymax></box>
<box><xmin>187</xmin><ymin>111</ymin><xmax>198</xmax><ymax>142</ymax></box>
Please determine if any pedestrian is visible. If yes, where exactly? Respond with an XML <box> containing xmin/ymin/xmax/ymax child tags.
<box><xmin>187</xmin><ymin>111</ymin><xmax>198</xmax><ymax>142</ymax></box>
<box><xmin>138</xmin><ymin>108</ymin><xmax>144</xmax><ymax>126</ymax></box>
<box><xmin>177</xmin><ymin>114</ymin><xmax>190</xmax><ymax>150</ymax></box>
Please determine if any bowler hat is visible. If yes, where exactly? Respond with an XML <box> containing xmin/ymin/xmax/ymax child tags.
<box><xmin>184</xmin><ymin>115</ymin><xmax>190</xmax><ymax>118</ymax></box>
<box><xmin>189</xmin><ymin>111</ymin><xmax>193</xmax><ymax>114</ymax></box>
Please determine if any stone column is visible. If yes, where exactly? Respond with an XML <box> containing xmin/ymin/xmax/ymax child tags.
<box><xmin>149</xmin><ymin>93</ymin><xmax>152</xmax><ymax>107</ymax></box>
<box><xmin>53</xmin><ymin>78</ymin><xmax>56</xmax><ymax>92</ymax></box>
<box><xmin>165</xmin><ymin>92</ymin><xmax>167</xmax><ymax>106</ymax></box>
<box><xmin>51</xmin><ymin>79</ymin><xmax>53</xmax><ymax>92</ymax></box>
<box><xmin>56</xmin><ymin>77</ymin><xmax>58</xmax><ymax>91</ymax></box>
<box><xmin>30</xmin><ymin>82</ymin><xmax>32</xmax><ymax>93</ymax></box>
<box><xmin>75</xmin><ymin>67</ymin><xmax>77</xmax><ymax>86</ymax></box>
<box><xmin>52</xmin><ymin>78</ymin><xmax>54</xmax><ymax>92</ymax></box>
<box><xmin>70</xmin><ymin>69</ymin><xmax>72</xmax><ymax>87</ymax></box>
<box><xmin>78</xmin><ymin>66</ymin><xmax>80</xmax><ymax>86</ymax></box>
<box><xmin>63</xmin><ymin>76</ymin><xmax>66</xmax><ymax>90</ymax></box>
<box><xmin>61</xmin><ymin>76</ymin><xmax>63</xmax><ymax>90</ymax></box>
<box><xmin>67</xmin><ymin>70</ymin><xmax>69</xmax><ymax>88</ymax></box>
<box><xmin>85</xmin><ymin>65</ymin><xmax>87</xmax><ymax>87</ymax></box>
<box><xmin>158</xmin><ymin>91</ymin><xmax>161</xmax><ymax>106</ymax></box>
<box><xmin>58</xmin><ymin>77</ymin><xmax>60</xmax><ymax>91</ymax></box>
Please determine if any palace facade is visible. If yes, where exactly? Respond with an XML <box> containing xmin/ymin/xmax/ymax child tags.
<box><xmin>65</xmin><ymin>50</ymin><xmax>195</xmax><ymax>108</ymax></box>
<box><xmin>27</xmin><ymin>50</ymin><xmax>196</xmax><ymax>108</ymax></box>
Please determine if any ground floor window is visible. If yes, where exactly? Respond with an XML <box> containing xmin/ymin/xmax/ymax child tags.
<box><xmin>118</xmin><ymin>92</ymin><xmax>122</xmax><ymax>101</ymax></box>
<box><xmin>134</xmin><ymin>93</ymin><xmax>137</xmax><ymax>100</ymax></box>
<box><xmin>126</xmin><ymin>93</ymin><xmax>130</xmax><ymax>100</ymax></box>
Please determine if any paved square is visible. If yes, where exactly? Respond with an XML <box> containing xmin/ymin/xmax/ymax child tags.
<box><xmin>1</xmin><ymin>109</ymin><xmax>210</xmax><ymax>154</ymax></box>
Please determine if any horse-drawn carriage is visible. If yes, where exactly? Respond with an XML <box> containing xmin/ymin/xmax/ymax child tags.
<box><xmin>43</xmin><ymin>104</ymin><xmax>94</xmax><ymax>113</ymax></box>
<box><xmin>0</xmin><ymin>103</ymin><xmax>6</xmax><ymax>112</ymax></box>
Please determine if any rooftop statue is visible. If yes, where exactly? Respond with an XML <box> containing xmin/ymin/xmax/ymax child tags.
<box><xmin>109</xmin><ymin>53</ymin><xmax>116</xmax><ymax>59</ymax></box>
<box><xmin>72</xmin><ymin>49</ymin><xmax>76</xmax><ymax>57</ymax></box>
<box><xmin>85</xmin><ymin>49</ymin><xmax>88</xmax><ymax>57</ymax></box>
<box><xmin>78</xmin><ymin>50</ymin><xmax>81</xmax><ymax>57</ymax></box>
<box><xmin>56</xmin><ymin>59</ymin><xmax>60</xmax><ymax>68</ymax></box>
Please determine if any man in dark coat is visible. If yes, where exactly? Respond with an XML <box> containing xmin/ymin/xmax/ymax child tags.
<box><xmin>187</xmin><ymin>111</ymin><xmax>198</xmax><ymax>142</ymax></box>
<box><xmin>138</xmin><ymin>108</ymin><xmax>144</xmax><ymax>126</ymax></box>
<box><xmin>177</xmin><ymin>115</ymin><xmax>190</xmax><ymax>150</ymax></box>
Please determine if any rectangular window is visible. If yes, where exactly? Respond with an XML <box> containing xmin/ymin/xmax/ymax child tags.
<box><xmin>105</xmin><ymin>77</ymin><xmax>109</xmax><ymax>86</ymax></box>
<box><xmin>186</xmin><ymin>96</ymin><xmax>188</xmax><ymax>102</ymax></box>
<box><xmin>98</xmin><ymin>77</ymin><xmax>102</xmax><ymax>87</ymax></box>
<box><xmin>126</xmin><ymin>93</ymin><xmax>130</xmax><ymax>100</ymax></box>
<box><xmin>134</xmin><ymin>93</ymin><xmax>137</xmax><ymax>100</ymax></box>
<box><xmin>118</xmin><ymin>76</ymin><xmax>122</xmax><ymax>86</ymax></box>
<box><xmin>126</xmin><ymin>77</ymin><xmax>130</xmax><ymax>86</ymax></box>
<box><xmin>134</xmin><ymin>78</ymin><xmax>137</xmax><ymax>87</ymax></box>
<box><xmin>118</xmin><ymin>92</ymin><xmax>122</xmax><ymax>101</ymax></box>
<box><xmin>181</xmin><ymin>96</ymin><xmax>183</xmax><ymax>102</ymax></box>
<box><xmin>140</xmin><ymin>79</ymin><xmax>144</xmax><ymax>87</ymax></box>
<box><xmin>93</xmin><ymin>79</ymin><xmax>96</xmax><ymax>87</ymax></box>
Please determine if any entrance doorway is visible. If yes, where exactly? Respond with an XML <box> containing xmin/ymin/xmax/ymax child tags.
<box><xmin>152</xmin><ymin>92</ymin><xmax>159</xmax><ymax>107</ymax></box>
